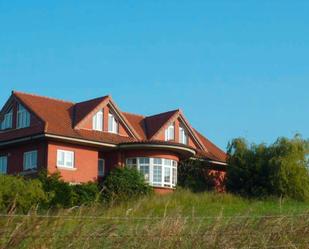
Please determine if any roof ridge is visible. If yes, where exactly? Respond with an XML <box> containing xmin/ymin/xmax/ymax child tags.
<box><xmin>12</xmin><ymin>90</ymin><xmax>75</xmax><ymax>104</ymax></box>
<box><xmin>146</xmin><ymin>109</ymin><xmax>180</xmax><ymax>119</ymax></box>
<box><xmin>75</xmin><ymin>95</ymin><xmax>110</xmax><ymax>105</ymax></box>
<box><xmin>122</xmin><ymin>111</ymin><xmax>145</xmax><ymax>118</ymax></box>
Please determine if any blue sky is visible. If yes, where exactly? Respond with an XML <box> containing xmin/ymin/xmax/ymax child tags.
<box><xmin>0</xmin><ymin>1</ymin><xmax>308</xmax><ymax>150</ymax></box>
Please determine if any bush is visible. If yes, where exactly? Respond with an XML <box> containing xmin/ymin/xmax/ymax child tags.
<box><xmin>71</xmin><ymin>183</ymin><xmax>101</xmax><ymax>206</ymax></box>
<box><xmin>226</xmin><ymin>135</ymin><xmax>309</xmax><ymax>201</ymax></box>
<box><xmin>0</xmin><ymin>175</ymin><xmax>48</xmax><ymax>213</ymax></box>
<box><xmin>178</xmin><ymin>159</ymin><xmax>217</xmax><ymax>192</ymax></box>
<box><xmin>102</xmin><ymin>167</ymin><xmax>152</xmax><ymax>204</ymax></box>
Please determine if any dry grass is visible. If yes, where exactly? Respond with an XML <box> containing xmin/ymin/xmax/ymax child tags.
<box><xmin>1</xmin><ymin>190</ymin><xmax>309</xmax><ymax>249</ymax></box>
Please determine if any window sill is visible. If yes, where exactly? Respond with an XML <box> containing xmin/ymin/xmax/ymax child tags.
<box><xmin>20</xmin><ymin>169</ymin><xmax>38</xmax><ymax>175</ymax></box>
<box><xmin>56</xmin><ymin>166</ymin><xmax>77</xmax><ymax>171</ymax></box>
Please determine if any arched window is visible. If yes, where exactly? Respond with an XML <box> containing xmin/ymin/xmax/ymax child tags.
<box><xmin>165</xmin><ymin>123</ymin><xmax>175</xmax><ymax>141</ymax></box>
<box><xmin>108</xmin><ymin>112</ymin><xmax>118</xmax><ymax>133</ymax></box>
<box><xmin>92</xmin><ymin>110</ymin><xmax>103</xmax><ymax>131</ymax></box>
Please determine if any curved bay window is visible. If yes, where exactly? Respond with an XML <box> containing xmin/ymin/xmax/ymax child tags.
<box><xmin>126</xmin><ymin>157</ymin><xmax>177</xmax><ymax>188</ymax></box>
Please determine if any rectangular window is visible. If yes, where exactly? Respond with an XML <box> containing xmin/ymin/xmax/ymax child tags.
<box><xmin>153</xmin><ymin>165</ymin><xmax>162</xmax><ymax>185</ymax></box>
<box><xmin>164</xmin><ymin>167</ymin><xmax>171</xmax><ymax>184</ymax></box>
<box><xmin>23</xmin><ymin>151</ymin><xmax>38</xmax><ymax>170</ymax></box>
<box><xmin>98</xmin><ymin>159</ymin><xmax>105</xmax><ymax>176</ymax></box>
<box><xmin>172</xmin><ymin>167</ymin><xmax>177</xmax><ymax>186</ymax></box>
<box><xmin>139</xmin><ymin>158</ymin><xmax>150</xmax><ymax>182</ymax></box>
<box><xmin>1</xmin><ymin>109</ymin><xmax>13</xmax><ymax>130</ymax></box>
<box><xmin>0</xmin><ymin>156</ymin><xmax>7</xmax><ymax>174</ymax></box>
<box><xmin>165</xmin><ymin>123</ymin><xmax>175</xmax><ymax>141</ymax></box>
<box><xmin>57</xmin><ymin>150</ymin><xmax>74</xmax><ymax>169</ymax></box>
<box><xmin>108</xmin><ymin>113</ymin><xmax>118</xmax><ymax>133</ymax></box>
<box><xmin>92</xmin><ymin>110</ymin><xmax>103</xmax><ymax>131</ymax></box>
<box><xmin>17</xmin><ymin>104</ymin><xmax>30</xmax><ymax>129</ymax></box>
<box><xmin>179</xmin><ymin>126</ymin><xmax>188</xmax><ymax>145</ymax></box>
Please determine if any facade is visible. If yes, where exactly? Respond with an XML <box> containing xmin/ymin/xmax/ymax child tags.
<box><xmin>0</xmin><ymin>91</ymin><xmax>227</xmax><ymax>193</ymax></box>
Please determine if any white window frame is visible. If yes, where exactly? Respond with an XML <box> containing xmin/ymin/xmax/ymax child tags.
<box><xmin>98</xmin><ymin>158</ymin><xmax>105</xmax><ymax>176</ymax></box>
<box><xmin>165</xmin><ymin>123</ymin><xmax>175</xmax><ymax>141</ymax></box>
<box><xmin>17</xmin><ymin>104</ymin><xmax>30</xmax><ymax>129</ymax></box>
<box><xmin>92</xmin><ymin>110</ymin><xmax>103</xmax><ymax>131</ymax></box>
<box><xmin>179</xmin><ymin>126</ymin><xmax>188</xmax><ymax>145</ymax></box>
<box><xmin>1</xmin><ymin>109</ymin><xmax>13</xmax><ymax>130</ymax></box>
<box><xmin>0</xmin><ymin>156</ymin><xmax>8</xmax><ymax>174</ymax></box>
<box><xmin>23</xmin><ymin>150</ymin><xmax>38</xmax><ymax>171</ymax></box>
<box><xmin>57</xmin><ymin>150</ymin><xmax>75</xmax><ymax>169</ymax></box>
<box><xmin>126</xmin><ymin>157</ymin><xmax>177</xmax><ymax>188</ymax></box>
<box><xmin>108</xmin><ymin>112</ymin><xmax>118</xmax><ymax>134</ymax></box>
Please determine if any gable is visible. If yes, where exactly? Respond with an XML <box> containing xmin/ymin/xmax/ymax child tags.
<box><xmin>0</xmin><ymin>93</ymin><xmax>44</xmax><ymax>131</ymax></box>
<box><xmin>74</xmin><ymin>96</ymin><xmax>140</xmax><ymax>139</ymax></box>
<box><xmin>149</xmin><ymin>110</ymin><xmax>206</xmax><ymax>151</ymax></box>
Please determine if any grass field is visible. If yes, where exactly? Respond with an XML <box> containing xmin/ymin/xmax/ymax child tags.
<box><xmin>1</xmin><ymin>190</ymin><xmax>309</xmax><ymax>249</ymax></box>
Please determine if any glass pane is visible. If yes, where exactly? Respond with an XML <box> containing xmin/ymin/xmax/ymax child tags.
<box><xmin>172</xmin><ymin>168</ymin><xmax>177</xmax><ymax>185</ymax></box>
<box><xmin>57</xmin><ymin>151</ymin><xmax>65</xmax><ymax>166</ymax></box>
<box><xmin>153</xmin><ymin>165</ymin><xmax>162</xmax><ymax>183</ymax></box>
<box><xmin>153</xmin><ymin>158</ymin><xmax>162</xmax><ymax>165</ymax></box>
<box><xmin>164</xmin><ymin>167</ymin><xmax>171</xmax><ymax>183</ymax></box>
<box><xmin>164</xmin><ymin>159</ymin><xmax>172</xmax><ymax>166</ymax></box>
<box><xmin>140</xmin><ymin>165</ymin><xmax>150</xmax><ymax>181</ymax></box>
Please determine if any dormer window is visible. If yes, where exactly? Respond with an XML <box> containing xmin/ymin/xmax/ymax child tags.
<box><xmin>179</xmin><ymin>126</ymin><xmax>188</xmax><ymax>145</ymax></box>
<box><xmin>165</xmin><ymin>123</ymin><xmax>175</xmax><ymax>141</ymax></box>
<box><xmin>108</xmin><ymin>112</ymin><xmax>118</xmax><ymax>134</ymax></box>
<box><xmin>17</xmin><ymin>104</ymin><xmax>30</xmax><ymax>129</ymax></box>
<box><xmin>92</xmin><ymin>110</ymin><xmax>103</xmax><ymax>131</ymax></box>
<box><xmin>1</xmin><ymin>109</ymin><xmax>13</xmax><ymax>130</ymax></box>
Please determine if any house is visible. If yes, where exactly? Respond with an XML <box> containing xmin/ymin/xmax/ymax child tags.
<box><xmin>0</xmin><ymin>91</ymin><xmax>227</xmax><ymax>193</ymax></box>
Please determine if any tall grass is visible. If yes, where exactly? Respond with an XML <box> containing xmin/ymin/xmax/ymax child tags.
<box><xmin>1</xmin><ymin>189</ymin><xmax>309</xmax><ymax>249</ymax></box>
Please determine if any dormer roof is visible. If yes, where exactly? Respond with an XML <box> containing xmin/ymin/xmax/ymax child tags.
<box><xmin>0</xmin><ymin>91</ymin><xmax>227</xmax><ymax>163</ymax></box>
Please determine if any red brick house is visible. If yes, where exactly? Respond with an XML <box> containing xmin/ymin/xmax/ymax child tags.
<box><xmin>0</xmin><ymin>91</ymin><xmax>227</xmax><ymax>193</ymax></box>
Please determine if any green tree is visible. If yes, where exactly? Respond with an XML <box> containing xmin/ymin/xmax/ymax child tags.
<box><xmin>226</xmin><ymin>135</ymin><xmax>309</xmax><ymax>201</ymax></box>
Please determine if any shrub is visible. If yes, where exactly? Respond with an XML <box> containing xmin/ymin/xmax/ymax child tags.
<box><xmin>226</xmin><ymin>135</ymin><xmax>309</xmax><ymax>201</ymax></box>
<box><xmin>38</xmin><ymin>171</ymin><xmax>102</xmax><ymax>208</ymax></box>
<box><xmin>102</xmin><ymin>167</ymin><xmax>152</xmax><ymax>204</ymax></box>
<box><xmin>178</xmin><ymin>159</ymin><xmax>217</xmax><ymax>192</ymax></box>
<box><xmin>71</xmin><ymin>183</ymin><xmax>101</xmax><ymax>206</ymax></box>
<box><xmin>0</xmin><ymin>175</ymin><xmax>48</xmax><ymax>213</ymax></box>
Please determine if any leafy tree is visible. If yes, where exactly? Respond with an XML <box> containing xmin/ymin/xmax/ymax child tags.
<box><xmin>0</xmin><ymin>175</ymin><xmax>47</xmax><ymax>213</ymax></box>
<box><xmin>226</xmin><ymin>135</ymin><xmax>309</xmax><ymax>200</ymax></box>
<box><xmin>102</xmin><ymin>167</ymin><xmax>153</xmax><ymax>204</ymax></box>
<box><xmin>178</xmin><ymin>159</ymin><xmax>217</xmax><ymax>192</ymax></box>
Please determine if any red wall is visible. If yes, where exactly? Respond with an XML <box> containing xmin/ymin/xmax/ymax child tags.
<box><xmin>0</xmin><ymin>141</ymin><xmax>47</xmax><ymax>174</ymax></box>
<box><xmin>77</xmin><ymin>104</ymin><xmax>131</xmax><ymax>137</ymax></box>
<box><xmin>154</xmin><ymin>118</ymin><xmax>200</xmax><ymax>150</ymax></box>
<box><xmin>47</xmin><ymin>141</ymin><xmax>99</xmax><ymax>183</ymax></box>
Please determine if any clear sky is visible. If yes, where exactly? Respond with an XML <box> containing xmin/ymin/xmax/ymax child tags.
<box><xmin>0</xmin><ymin>1</ymin><xmax>308</xmax><ymax>150</ymax></box>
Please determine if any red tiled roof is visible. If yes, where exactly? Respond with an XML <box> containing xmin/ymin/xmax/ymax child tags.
<box><xmin>74</xmin><ymin>96</ymin><xmax>109</xmax><ymax>127</ymax></box>
<box><xmin>194</xmin><ymin>129</ymin><xmax>227</xmax><ymax>162</ymax></box>
<box><xmin>144</xmin><ymin>110</ymin><xmax>179</xmax><ymax>139</ymax></box>
<box><xmin>122</xmin><ymin>112</ymin><xmax>147</xmax><ymax>140</ymax></box>
<box><xmin>0</xmin><ymin>91</ymin><xmax>226</xmax><ymax>163</ymax></box>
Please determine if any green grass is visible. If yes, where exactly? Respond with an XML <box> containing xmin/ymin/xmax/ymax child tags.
<box><xmin>1</xmin><ymin>189</ymin><xmax>309</xmax><ymax>249</ymax></box>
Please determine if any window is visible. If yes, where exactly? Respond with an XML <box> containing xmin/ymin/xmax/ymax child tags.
<box><xmin>108</xmin><ymin>113</ymin><xmax>118</xmax><ymax>133</ymax></box>
<box><xmin>179</xmin><ymin>126</ymin><xmax>188</xmax><ymax>145</ymax></box>
<box><xmin>165</xmin><ymin>123</ymin><xmax>175</xmax><ymax>141</ymax></box>
<box><xmin>98</xmin><ymin>159</ymin><xmax>105</xmax><ymax>176</ymax></box>
<box><xmin>23</xmin><ymin>151</ymin><xmax>37</xmax><ymax>170</ymax></box>
<box><xmin>126</xmin><ymin>157</ymin><xmax>177</xmax><ymax>188</ymax></box>
<box><xmin>57</xmin><ymin>150</ymin><xmax>74</xmax><ymax>169</ymax></box>
<box><xmin>1</xmin><ymin>109</ymin><xmax>13</xmax><ymax>130</ymax></box>
<box><xmin>17</xmin><ymin>104</ymin><xmax>30</xmax><ymax>129</ymax></box>
<box><xmin>0</xmin><ymin>156</ymin><xmax>7</xmax><ymax>174</ymax></box>
<box><xmin>126</xmin><ymin>158</ymin><xmax>137</xmax><ymax>170</ymax></box>
<box><xmin>139</xmin><ymin>158</ymin><xmax>150</xmax><ymax>182</ymax></box>
<box><xmin>92</xmin><ymin>110</ymin><xmax>103</xmax><ymax>131</ymax></box>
